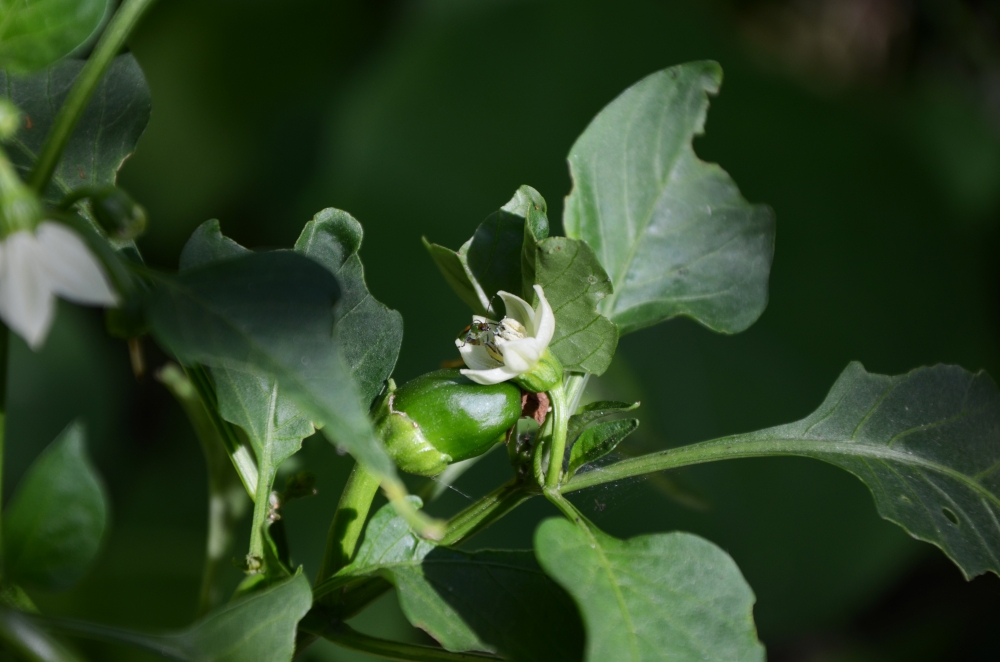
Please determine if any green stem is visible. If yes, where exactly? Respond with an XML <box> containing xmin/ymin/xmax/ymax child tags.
<box><xmin>564</xmin><ymin>372</ymin><xmax>590</xmax><ymax>413</ymax></box>
<box><xmin>563</xmin><ymin>434</ymin><xmax>835</xmax><ymax>493</ymax></box>
<box><xmin>156</xmin><ymin>364</ymin><xmax>251</xmax><ymax>615</ymax></box>
<box><xmin>184</xmin><ymin>365</ymin><xmax>258</xmax><ymax>498</ymax></box>
<box><xmin>544</xmin><ymin>385</ymin><xmax>569</xmax><ymax>489</ymax></box>
<box><xmin>247</xmin><ymin>466</ymin><xmax>273</xmax><ymax>564</ymax></box>
<box><xmin>314</xmin><ymin>462</ymin><xmax>381</xmax><ymax>594</ymax></box>
<box><xmin>28</xmin><ymin>0</ymin><xmax>159</xmax><ymax>194</ymax></box>
<box><xmin>439</xmin><ymin>479</ymin><xmax>534</xmax><ymax>547</ymax></box>
<box><xmin>314</xmin><ymin>623</ymin><xmax>501</xmax><ymax>662</ymax></box>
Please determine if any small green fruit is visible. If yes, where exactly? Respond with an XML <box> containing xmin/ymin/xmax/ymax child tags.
<box><xmin>375</xmin><ymin>369</ymin><xmax>522</xmax><ymax>476</ymax></box>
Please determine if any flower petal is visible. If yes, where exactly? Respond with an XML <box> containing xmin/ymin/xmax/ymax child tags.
<box><xmin>0</xmin><ymin>231</ymin><xmax>57</xmax><ymax>350</ymax></box>
<box><xmin>532</xmin><ymin>284</ymin><xmax>555</xmax><ymax>347</ymax></box>
<box><xmin>35</xmin><ymin>222</ymin><xmax>118</xmax><ymax>306</ymax></box>
<box><xmin>461</xmin><ymin>364</ymin><xmax>519</xmax><ymax>385</ymax></box>
<box><xmin>499</xmin><ymin>337</ymin><xmax>541</xmax><ymax>373</ymax></box>
<box><xmin>498</xmin><ymin>290</ymin><xmax>536</xmax><ymax>336</ymax></box>
<box><xmin>458</xmin><ymin>341</ymin><xmax>502</xmax><ymax>371</ymax></box>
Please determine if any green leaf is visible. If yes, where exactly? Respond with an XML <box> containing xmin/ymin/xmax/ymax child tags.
<box><xmin>295</xmin><ymin>208</ymin><xmax>403</xmax><ymax>405</ymax></box>
<box><xmin>0</xmin><ymin>0</ymin><xmax>108</xmax><ymax>73</ymax></box>
<box><xmin>0</xmin><ymin>609</ymin><xmax>85</xmax><ymax>662</ymax></box>
<box><xmin>424</xmin><ymin>185</ymin><xmax>549</xmax><ymax>316</ymax></box>
<box><xmin>422</xmin><ymin>237</ymin><xmax>489</xmax><ymax>316</ymax></box>
<box><xmin>532</xmin><ymin>237</ymin><xmax>617</xmax><ymax>374</ymax></box>
<box><xmin>563</xmin><ymin>61</ymin><xmax>775</xmax><ymax>336</ymax></box>
<box><xmin>144</xmin><ymin>250</ymin><xmax>398</xmax><ymax>484</ymax></box>
<box><xmin>566</xmin><ymin>400</ymin><xmax>639</xmax><ymax>444</ymax></box>
<box><xmin>173</xmin><ymin>573</ymin><xmax>310</xmax><ymax>661</ymax></box>
<box><xmin>567</xmin><ymin>362</ymin><xmax>1000</xmax><ymax>581</ymax></box>
<box><xmin>335</xmin><ymin>501</ymin><xmax>583</xmax><ymax>661</ymax></box>
<box><xmin>0</xmin><ymin>54</ymin><xmax>150</xmax><ymax>205</ymax></box>
<box><xmin>178</xmin><ymin>220</ymin><xmax>247</xmax><ymax>269</ymax></box>
<box><xmin>3</xmin><ymin>422</ymin><xmax>108</xmax><ymax>591</ymax></box>
<box><xmin>535</xmin><ymin>518</ymin><xmax>764</xmax><ymax>662</ymax></box>
<box><xmin>566</xmin><ymin>418</ymin><xmax>639</xmax><ymax>478</ymax></box>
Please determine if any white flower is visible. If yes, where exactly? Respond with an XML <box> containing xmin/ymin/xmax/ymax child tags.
<box><xmin>0</xmin><ymin>222</ymin><xmax>118</xmax><ymax>350</ymax></box>
<box><xmin>456</xmin><ymin>284</ymin><xmax>556</xmax><ymax>386</ymax></box>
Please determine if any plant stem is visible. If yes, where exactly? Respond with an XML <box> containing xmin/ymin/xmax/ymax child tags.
<box><xmin>184</xmin><ymin>365</ymin><xmax>258</xmax><ymax>498</ymax></box>
<box><xmin>544</xmin><ymin>385</ymin><xmax>569</xmax><ymax>489</ymax></box>
<box><xmin>314</xmin><ymin>462</ymin><xmax>381</xmax><ymax>593</ymax></box>
<box><xmin>156</xmin><ymin>364</ymin><xmax>251</xmax><ymax>615</ymax></box>
<box><xmin>316</xmin><ymin>623</ymin><xmax>502</xmax><ymax>662</ymax></box>
<box><xmin>28</xmin><ymin>0</ymin><xmax>159</xmax><ymax>194</ymax></box>
<box><xmin>439</xmin><ymin>479</ymin><xmax>533</xmax><ymax>547</ymax></box>
<box><xmin>563</xmin><ymin>434</ymin><xmax>845</xmax><ymax>493</ymax></box>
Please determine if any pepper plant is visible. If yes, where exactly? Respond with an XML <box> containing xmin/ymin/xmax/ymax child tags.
<box><xmin>0</xmin><ymin>2</ymin><xmax>998</xmax><ymax>661</ymax></box>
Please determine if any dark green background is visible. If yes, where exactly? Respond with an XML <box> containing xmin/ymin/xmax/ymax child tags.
<box><xmin>7</xmin><ymin>1</ymin><xmax>999</xmax><ymax>660</ymax></box>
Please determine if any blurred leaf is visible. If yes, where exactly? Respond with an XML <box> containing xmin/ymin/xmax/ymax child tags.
<box><xmin>563</xmin><ymin>61</ymin><xmax>774</xmax><ymax>335</ymax></box>
<box><xmin>0</xmin><ymin>0</ymin><xmax>108</xmax><ymax>73</ymax></box>
<box><xmin>0</xmin><ymin>54</ymin><xmax>150</xmax><ymax>204</ymax></box>
<box><xmin>0</xmin><ymin>609</ymin><xmax>84</xmax><ymax>662</ymax></box>
<box><xmin>35</xmin><ymin>573</ymin><xmax>312</xmax><ymax>661</ymax></box>
<box><xmin>535</xmin><ymin>518</ymin><xmax>764</xmax><ymax>662</ymax></box>
<box><xmin>156</xmin><ymin>364</ymin><xmax>251</xmax><ymax>615</ymax></box>
<box><xmin>333</xmin><ymin>501</ymin><xmax>584</xmax><ymax>661</ymax></box>
<box><xmin>533</xmin><ymin>237</ymin><xmax>617</xmax><ymax>374</ymax></box>
<box><xmin>3</xmin><ymin>422</ymin><xmax>108</xmax><ymax>591</ymax></box>
<box><xmin>178</xmin><ymin>219</ymin><xmax>247</xmax><ymax>269</ymax></box>
<box><xmin>566</xmin><ymin>418</ymin><xmax>639</xmax><ymax>478</ymax></box>
<box><xmin>295</xmin><ymin>208</ymin><xmax>403</xmax><ymax>406</ymax></box>
<box><xmin>143</xmin><ymin>250</ymin><xmax>398</xmax><ymax>483</ymax></box>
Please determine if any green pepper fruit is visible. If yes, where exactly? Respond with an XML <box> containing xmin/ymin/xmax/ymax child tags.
<box><xmin>375</xmin><ymin>369</ymin><xmax>522</xmax><ymax>476</ymax></box>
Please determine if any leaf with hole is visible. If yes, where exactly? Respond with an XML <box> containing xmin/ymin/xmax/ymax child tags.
<box><xmin>332</xmin><ymin>500</ymin><xmax>583</xmax><ymax>661</ymax></box>
<box><xmin>535</xmin><ymin>518</ymin><xmax>764</xmax><ymax>662</ymax></box>
<box><xmin>0</xmin><ymin>0</ymin><xmax>108</xmax><ymax>73</ymax></box>
<box><xmin>3</xmin><ymin>422</ymin><xmax>108</xmax><ymax>591</ymax></box>
<box><xmin>564</xmin><ymin>61</ymin><xmax>775</xmax><ymax>336</ymax></box>
<box><xmin>569</xmin><ymin>362</ymin><xmax>1000</xmax><ymax>580</ymax></box>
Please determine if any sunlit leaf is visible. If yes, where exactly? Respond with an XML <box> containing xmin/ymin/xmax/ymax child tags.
<box><xmin>564</xmin><ymin>61</ymin><xmax>775</xmax><ymax>335</ymax></box>
<box><xmin>535</xmin><ymin>518</ymin><xmax>764</xmax><ymax>662</ymax></box>
<box><xmin>3</xmin><ymin>422</ymin><xmax>108</xmax><ymax>591</ymax></box>
<box><xmin>532</xmin><ymin>237</ymin><xmax>617</xmax><ymax>374</ymax></box>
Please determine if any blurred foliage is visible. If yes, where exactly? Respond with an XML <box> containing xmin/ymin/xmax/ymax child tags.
<box><xmin>6</xmin><ymin>0</ymin><xmax>998</xmax><ymax>660</ymax></box>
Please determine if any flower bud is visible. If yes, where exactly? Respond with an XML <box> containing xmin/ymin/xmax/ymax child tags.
<box><xmin>89</xmin><ymin>186</ymin><xmax>147</xmax><ymax>240</ymax></box>
<box><xmin>513</xmin><ymin>348</ymin><xmax>563</xmax><ymax>393</ymax></box>
<box><xmin>0</xmin><ymin>100</ymin><xmax>21</xmax><ymax>141</ymax></box>
<box><xmin>375</xmin><ymin>369</ymin><xmax>522</xmax><ymax>476</ymax></box>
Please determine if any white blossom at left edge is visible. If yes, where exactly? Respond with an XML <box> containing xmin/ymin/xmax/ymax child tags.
<box><xmin>0</xmin><ymin>222</ymin><xmax>118</xmax><ymax>350</ymax></box>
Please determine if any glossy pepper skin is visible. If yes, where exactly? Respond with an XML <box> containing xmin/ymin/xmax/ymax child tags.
<box><xmin>374</xmin><ymin>369</ymin><xmax>522</xmax><ymax>476</ymax></box>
